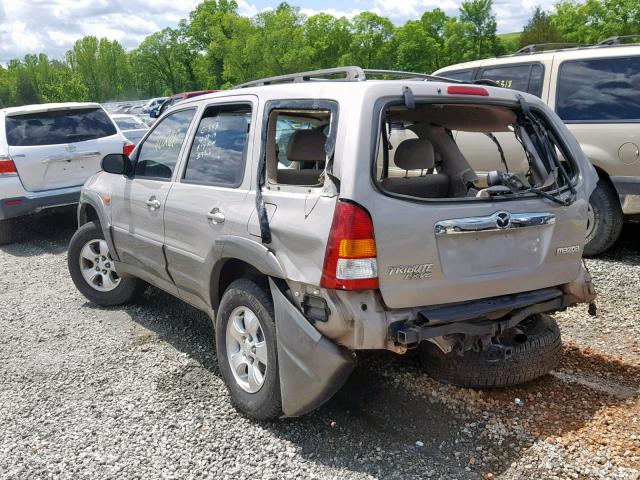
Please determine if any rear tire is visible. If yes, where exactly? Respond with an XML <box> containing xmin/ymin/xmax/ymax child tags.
<box><xmin>583</xmin><ymin>180</ymin><xmax>623</xmax><ymax>257</ymax></box>
<box><xmin>419</xmin><ymin>314</ymin><xmax>561</xmax><ymax>388</ymax></box>
<box><xmin>0</xmin><ymin>219</ymin><xmax>14</xmax><ymax>246</ymax></box>
<box><xmin>216</xmin><ymin>278</ymin><xmax>282</xmax><ymax>420</ymax></box>
<box><xmin>68</xmin><ymin>221</ymin><xmax>146</xmax><ymax>306</ymax></box>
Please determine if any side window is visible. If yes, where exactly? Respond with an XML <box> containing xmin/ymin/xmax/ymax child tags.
<box><xmin>557</xmin><ymin>56</ymin><xmax>640</xmax><ymax>122</ymax></box>
<box><xmin>183</xmin><ymin>104</ymin><xmax>252</xmax><ymax>187</ymax></box>
<box><xmin>440</xmin><ymin>70</ymin><xmax>474</xmax><ymax>82</ymax></box>
<box><xmin>265</xmin><ymin>108</ymin><xmax>332</xmax><ymax>186</ymax></box>
<box><xmin>134</xmin><ymin>109</ymin><xmax>195</xmax><ymax>180</ymax></box>
<box><xmin>480</xmin><ymin>63</ymin><xmax>544</xmax><ymax>97</ymax></box>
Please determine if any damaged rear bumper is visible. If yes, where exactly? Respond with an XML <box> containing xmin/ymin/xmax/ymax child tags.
<box><xmin>269</xmin><ymin>279</ymin><xmax>355</xmax><ymax>417</ymax></box>
<box><xmin>391</xmin><ymin>287</ymin><xmax>570</xmax><ymax>345</ymax></box>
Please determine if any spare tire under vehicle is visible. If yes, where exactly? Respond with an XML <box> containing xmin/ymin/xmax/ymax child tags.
<box><xmin>418</xmin><ymin>314</ymin><xmax>561</xmax><ymax>388</ymax></box>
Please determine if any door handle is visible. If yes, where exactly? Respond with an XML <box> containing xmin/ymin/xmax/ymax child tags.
<box><xmin>207</xmin><ymin>208</ymin><xmax>225</xmax><ymax>224</ymax></box>
<box><xmin>146</xmin><ymin>198</ymin><xmax>161</xmax><ymax>209</ymax></box>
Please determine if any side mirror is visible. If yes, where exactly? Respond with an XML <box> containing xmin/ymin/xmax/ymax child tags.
<box><xmin>149</xmin><ymin>107</ymin><xmax>159</xmax><ymax>119</ymax></box>
<box><xmin>101</xmin><ymin>154</ymin><xmax>132</xmax><ymax>176</ymax></box>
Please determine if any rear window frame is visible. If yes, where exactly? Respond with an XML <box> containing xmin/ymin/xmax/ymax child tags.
<box><xmin>370</xmin><ymin>96</ymin><xmax>579</xmax><ymax>204</ymax></box>
<box><xmin>5</xmin><ymin>107</ymin><xmax>117</xmax><ymax>147</ymax></box>
<box><xmin>555</xmin><ymin>55</ymin><xmax>640</xmax><ymax>124</ymax></box>
<box><xmin>259</xmin><ymin>98</ymin><xmax>340</xmax><ymax>192</ymax></box>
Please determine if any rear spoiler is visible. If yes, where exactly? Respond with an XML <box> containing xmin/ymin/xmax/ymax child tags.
<box><xmin>5</xmin><ymin>104</ymin><xmax>102</xmax><ymax>117</ymax></box>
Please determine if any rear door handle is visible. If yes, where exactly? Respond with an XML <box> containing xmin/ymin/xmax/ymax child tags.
<box><xmin>207</xmin><ymin>208</ymin><xmax>225</xmax><ymax>224</ymax></box>
<box><xmin>146</xmin><ymin>198</ymin><xmax>161</xmax><ymax>210</ymax></box>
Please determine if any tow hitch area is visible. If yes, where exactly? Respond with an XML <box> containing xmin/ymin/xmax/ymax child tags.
<box><xmin>392</xmin><ymin>288</ymin><xmax>569</xmax><ymax>345</ymax></box>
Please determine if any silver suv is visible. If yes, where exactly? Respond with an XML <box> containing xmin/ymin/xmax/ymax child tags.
<box><xmin>67</xmin><ymin>67</ymin><xmax>598</xmax><ymax>419</ymax></box>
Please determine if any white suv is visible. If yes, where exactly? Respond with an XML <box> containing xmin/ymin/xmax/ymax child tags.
<box><xmin>434</xmin><ymin>37</ymin><xmax>640</xmax><ymax>255</ymax></box>
<box><xmin>0</xmin><ymin>103</ymin><xmax>131</xmax><ymax>245</ymax></box>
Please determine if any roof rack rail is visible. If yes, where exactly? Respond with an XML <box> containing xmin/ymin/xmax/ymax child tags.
<box><xmin>234</xmin><ymin>66</ymin><xmax>463</xmax><ymax>89</ymax></box>
<box><xmin>514</xmin><ymin>42</ymin><xmax>584</xmax><ymax>55</ymax></box>
<box><xmin>598</xmin><ymin>35</ymin><xmax>640</xmax><ymax>45</ymax></box>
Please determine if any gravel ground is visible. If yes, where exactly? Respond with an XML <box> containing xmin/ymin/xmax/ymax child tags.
<box><xmin>0</xmin><ymin>211</ymin><xmax>639</xmax><ymax>480</ymax></box>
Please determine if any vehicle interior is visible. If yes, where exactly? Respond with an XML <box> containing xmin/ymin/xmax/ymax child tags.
<box><xmin>375</xmin><ymin>102</ymin><xmax>577</xmax><ymax>203</ymax></box>
<box><xmin>265</xmin><ymin>109</ymin><xmax>331</xmax><ymax>186</ymax></box>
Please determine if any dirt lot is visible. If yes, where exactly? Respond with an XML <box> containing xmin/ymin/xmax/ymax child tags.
<box><xmin>1</xmin><ymin>211</ymin><xmax>639</xmax><ymax>480</ymax></box>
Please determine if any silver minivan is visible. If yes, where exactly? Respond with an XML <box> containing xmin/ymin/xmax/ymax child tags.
<box><xmin>0</xmin><ymin>103</ymin><xmax>130</xmax><ymax>245</ymax></box>
<box><xmin>434</xmin><ymin>38</ymin><xmax>640</xmax><ymax>255</ymax></box>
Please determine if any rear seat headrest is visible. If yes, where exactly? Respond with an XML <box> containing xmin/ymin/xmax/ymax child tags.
<box><xmin>394</xmin><ymin>138</ymin><xmax>435</xmax><ymax>170</ymax></box>
<box><xmin>287</xmin><ymin>129</ymin><xmax>327</xmax><ymax>162</ymax></box>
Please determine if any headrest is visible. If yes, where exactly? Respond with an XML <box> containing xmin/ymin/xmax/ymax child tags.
<box><xmin>287</xmin><ymin>129</ymin><xmax>327</xmax><ymax>162</ymax></box>
<box><xmin>394</xmin><ymin>138</ymin><xmax>435</xmax><ymax>170</ymax></box>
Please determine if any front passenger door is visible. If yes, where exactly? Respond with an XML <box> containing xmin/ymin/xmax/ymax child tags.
<box><xmin>110</xmin><ymin>108</ymin><xmax>196</xmax><ymax>291</ymax></box>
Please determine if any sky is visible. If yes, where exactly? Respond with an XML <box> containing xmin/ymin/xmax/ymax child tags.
<box><xmin>0</xmin><ymin>0</ymin><xmax>555</xmax><ymax>64</ymax></box>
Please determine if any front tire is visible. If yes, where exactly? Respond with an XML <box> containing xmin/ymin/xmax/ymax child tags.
<box><xmin>216</xmin><ymin>279</ymin><xmax>281</xmax><ymax>420</ymax></box>
<box><xmin>584</xmin><ymin>180</ymin><xmax>623</xmax><ymax>257</ymax></box>
<box><xmin>68</xmin><ymin>221</ymin><xmax>146</xmax><ymax>306</ymax></box>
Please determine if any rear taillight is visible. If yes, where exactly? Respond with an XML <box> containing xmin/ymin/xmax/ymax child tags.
<box><xmin>0</xmin><ymin>156</ymin><xmax>17</xmax><ymax>177</ymax></box>
<box><xmin>321</xmin><ymin>201</ymin><xmax>379</xmax><ymax>290</ymax></box>
<box><xmin>447</xmin><ymin>85</ymin><xmax>489</xmax><ymax>96</ymax></box>
<box><xmin>123</xmin><ymin>143</ymin><xmax>135</xmax><ymax>157</ymax></box>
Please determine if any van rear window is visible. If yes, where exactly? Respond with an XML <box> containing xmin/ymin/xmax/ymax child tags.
<box><xmin>557</xmin><ymin>57</ymin><xmax>640</xmax><ymax>122</ymax></box>
<box><xmin>5</xmin><ymin>108</ymin><xmax>117</xmax><ymax>146</ymax></box>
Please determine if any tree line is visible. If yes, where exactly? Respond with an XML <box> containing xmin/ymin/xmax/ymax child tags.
<box><xmin>0</xmin><ymin>0</ymin><xmax>637</xmax><ymax>107</ymax></box>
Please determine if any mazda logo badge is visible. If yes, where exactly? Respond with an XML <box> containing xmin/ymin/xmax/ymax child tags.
<box><xmin>495</xmin><ymin>212</ymin><xmax>511</xmax><ymax>229</ymax></box>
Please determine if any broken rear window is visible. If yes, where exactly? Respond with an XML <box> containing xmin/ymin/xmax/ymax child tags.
<box><xmin>374</xmin><ymin>102</ymin><xmax>577</xmax><ymax>204</ymax></box>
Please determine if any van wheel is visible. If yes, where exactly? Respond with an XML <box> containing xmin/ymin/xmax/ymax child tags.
<box><xmin>216</xmin><ymin>279</ymin><xmax>281</xmax><ymax>420</ymax></box>
<box><xmin>0</xmin><ymin>219</ymin><xmax>14</xmax><ymax>245</ymax></box>
<box><xmin>68</xmin><ymin>221</ymin><xmax>146</xmax><ymax>306</ymax></box>
<box><xmin>583</xmin><ymin>180</ymin><xmax>623</xmax><ymax>257</ymax></box>
<box><xmin>418</xmin><ymin>314</ymin><xmax>561</xmax><ymax>388</ymax></box>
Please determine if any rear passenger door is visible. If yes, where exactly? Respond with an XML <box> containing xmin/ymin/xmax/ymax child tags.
<box><xmin>110</xmin><ymin>108</ymin><xmax>196</xmax><ymax>291</ymax></box>
<box><xmin>163</xmin><ymin>98</ymin><xmax>256</xmax><ymax>311</ymax></box>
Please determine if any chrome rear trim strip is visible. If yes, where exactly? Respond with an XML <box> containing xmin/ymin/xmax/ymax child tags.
<box><xmin>435</xmin><ymin>211</ymin><xmax>555</xmax><ymax>235</ymax></box>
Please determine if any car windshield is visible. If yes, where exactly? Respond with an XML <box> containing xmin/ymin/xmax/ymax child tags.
<box><xmin>375</xmin><ymin>101</ymin><xmax>577</xmax><ymax>204</ymax></box>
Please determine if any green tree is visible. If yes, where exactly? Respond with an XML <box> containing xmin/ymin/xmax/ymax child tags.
<box><xmin>248</xmin><ymin>3</ymin><xmax>312</xmax><ymax>77</ymax></box>
<box><xmin>188</xmin><ymin>0</ymin><xmax>241</xmax><ymax>87</ymax></box>
<box><xmin>520</xmin><ymin>7</ymin><xmax>562</xmax><ymax>47</ymax></box>
<box><xmin>304</xmin><ymin>14</ymin><xmax>354</xmax><ymax>69</ymax></box>
<box><xmin>394</xmin><ymin>21</ymin><xmax>439</xmax><ymax>73</ymax></box>
<box><xmin>553</xmin><ymin>0</ymin><xmax>640</xmax><ymax>44</ymax></box>
<box><xmin>346</xmin><ymin>12</ymin><xmax>396</xmax><ymax>68</ymax></box>
<box><xmin>14</xmin><ymin>69</ymin><xmax>39</xmax><ymax>105</ymax></box>
<box><xmin>459</xmin><ymin>0</ymin><xmax>499</xmax><ymax>58</ymax></box>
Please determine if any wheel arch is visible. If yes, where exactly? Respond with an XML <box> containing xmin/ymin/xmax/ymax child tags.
<box><xmin>76</xmin><ymin>191</ymin><xmax>119</xmax><ymax>261</ymax></box>
<box><xmin>210</xmin><ymin>235</ymin><xmax>287</xmax><ymax>310</ymax></box>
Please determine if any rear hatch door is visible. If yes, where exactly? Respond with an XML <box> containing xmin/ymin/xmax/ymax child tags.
<box><xmin>6</xmin><ymin>106</ymin><xmax>123</xmax><ymax>192</ymax></box>
<box><xmin>372</xmin><ymin>197</ymin><xmax>587</xmax><ymax>309</ymax></box>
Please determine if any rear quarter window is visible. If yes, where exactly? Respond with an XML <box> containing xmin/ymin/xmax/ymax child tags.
<box><xmin>480</xmin><ymin>63</ymin><xmax>544</xmax><ymax>97</ymax></box>
<box><xmin>5</xmin><ymin>108</ymin><xmax>117</xmax><ymax>146</ymax></box>
<box><xmin>439</xmin><ymin>70</ymin><xmax>475</xmax><ymax>82</ymax></box>
<box><xmin>556</xmin><ymin>56</ymin><xmax>640</xmax><ymax>122</ymax></box>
